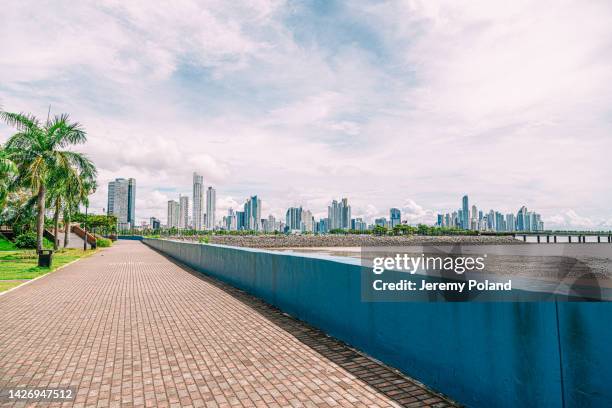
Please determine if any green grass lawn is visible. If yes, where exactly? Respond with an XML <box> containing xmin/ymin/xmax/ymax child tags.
<box><xmin>0</xmin><ymin>237</ymin><xmax>17</xmax><ymax>251</ymax></box>
<box><xmin>0</xmin><ymin>248</ymin><xmax>96</xmax><ymax>289</ymax></box>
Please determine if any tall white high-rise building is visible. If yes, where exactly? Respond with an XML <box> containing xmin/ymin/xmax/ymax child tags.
<box><xmin>192</xmin><ymin>173</ymin><xmax>204</xmax><ymax>230</ymax></box>
<box><xmin>167</xmin><ymin>200</ymin><xmax>180</xmax><ymax>228</ymax></box>
<box><xmin>263</xmin><ymin>215</ymin><xmax>277</xmax><ymax>233</ymax></box>
<box><xmin>107</xmin><ymin>178</ymin><xmax>136</xmax><ymax>229</ymax></box>
<box><xmin>301</xmin><ymin>209</ymin><xmax>314</xmax><ymax>232</ymax></box>
<box><xmin>179</xmin><ymin>195</ymin><xmax>189</xmax><ymax>229</ymax></box>
<box><xmin>206</xmin><ymin>187</ymin><xmax>216</xmax><ymax>230</ymax></box>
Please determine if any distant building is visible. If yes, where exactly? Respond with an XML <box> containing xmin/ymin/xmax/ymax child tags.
<box><xmin>437</xmin><ymin>195</ymin><xmax>544</xmax><ymax>232</ymax></box>
<box><xmin>351</xmin><ymin>218</ymin><xmax>367</xmax><ymax>232</ymax></box>
<box><xmin>193</xmin><ymin>173</ymin><xmax>204</xmax><ymax>230</ymax></box>
<box><xmin>244</xmin><ymin>196</ymin><xmax>261</xmax><ymax>231</ymax></box>
<box><xmin>328</xmin><ymin>198</ymin><xmax>351</xmax><ymax>230</ymax></box>
<box><xmin>262</xmin><ymin>215</ymin><xmax>277</xmax><ymax>233</ymax></box>
<box><xmin>224</xmin><ymin>208</ymin><xmax>237</xmax><ymax>231</ymax></box>
<box><xmin>149</xmin><ymin>217</ymin><xmax>161</xmax><ymax>230</ymax></box>
<box><xmin>462</xmin><ymin>195</ymin><xmax>469</xmax><ymax>230</ymax></box>
<box><xmin>301</xmin><ymin>209</ymin><xmax>314</xmax><ymax>232</ymax></box>
<box><xmin>206</xmin><ymin>187</ymin><xmax>216</xmax><ymax>230</ymax></box>
<box><xmin>167</xmin><ymin>200</ymin><xmax>180</xmax><ymax>228</ymax></box>
<box><xmin>374</xmin><ymin>218</ymin><xmax>388</xmax><ymax>228</ymax></box>
<box><xmin>179</xmin><ymin>195</ymin><xmax>189</xmax><ymax>229</ymax></box>
<box><xmin>107</xmin><ymin>178</ymin><xmax>136</xmax><ymax>229</ymax></box>
<box><xmin>285</xmin><ymin>207</ymin><xmax>302</xmax><ymax>232</ymax></box>
<box><xmin>235</xmin><ymin>211</ymin><xmax>246</xmax><ymax>230</ymax></box>
<box><xmin>316</xmin><ymin>218</ymin><xmax>329</xmax><ymax>234</ymax></box>
<box><xmin>390</xmin><ymin>208</ymin><xmax>401</xmax><ymax>228</ymax></box>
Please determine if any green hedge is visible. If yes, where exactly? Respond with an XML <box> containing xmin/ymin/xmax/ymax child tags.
<box><xmin>96</xmin><ymin>238</ymin><xmax>112</xmax><ymax>247</ymax></box>
<box><xmin>14</xmin><ymin>232</ymin><xmax>37</xmax><ymax>249</ymax></box>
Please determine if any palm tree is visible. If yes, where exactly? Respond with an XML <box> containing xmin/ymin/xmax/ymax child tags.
<box><xmin>62</xmin><ymin>172</ymin><xmax>96</xmax><ymax>248</ymax></box>
<box><xmin>0</xmin><ymin>146</ymin><xmax>18</xmax><ymax>211</ymax></box>
<box><xmin>1</xmin><ymin>111</ymin><xmax>96</xmax><ymax>251</ymax></box>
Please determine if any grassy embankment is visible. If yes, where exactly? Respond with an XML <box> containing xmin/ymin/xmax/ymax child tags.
<box><xmin>0</xmin><ymin>236</ymin><xmax>96</xmax><ymax>293</ymax></box>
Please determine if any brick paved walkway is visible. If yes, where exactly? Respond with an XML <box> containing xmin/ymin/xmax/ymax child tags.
<box><xmin>0</xmin><ymin>241</ymin><xmax>455</xmax><ymax>408</ymax></box>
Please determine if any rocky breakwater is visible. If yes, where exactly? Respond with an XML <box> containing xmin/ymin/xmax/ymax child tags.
<box><xmin>173</xmin><ymin>234</ymin><xmax>520</xmax><ymax>248</ymax></box>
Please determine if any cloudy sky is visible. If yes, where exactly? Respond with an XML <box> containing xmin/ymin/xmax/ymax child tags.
<box><xmin>1</xmin><ymin>0</ymin><xmax>611</xmax><ymax>229</ymax></box>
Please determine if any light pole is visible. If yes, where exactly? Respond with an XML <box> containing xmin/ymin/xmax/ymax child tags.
<box><xmin>83</xmin><ymin>204</ymin><xmax>88</xmax><ymax>251</ymax></box>
<box><xmin>83</xmin><ymin>187</ymin><xmax>95</xmax><ymax>251</ymax></box>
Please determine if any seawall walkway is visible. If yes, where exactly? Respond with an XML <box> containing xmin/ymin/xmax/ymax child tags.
<box><xmin>0</xmin><ymin>241</ymin><xmax>453</xmax><ymax>407</ymax></box>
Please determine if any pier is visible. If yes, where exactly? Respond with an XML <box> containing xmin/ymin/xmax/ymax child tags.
<box><xmin>513</xmin><ymin>233</ymin><xmax>612</xmax><ymax>243</ymax></box>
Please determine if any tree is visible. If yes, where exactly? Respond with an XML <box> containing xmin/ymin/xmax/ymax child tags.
<box><xmin>372</xmin><ymin>225</ymin><xmax>388</xmax><ymax>236</ymax></box>
<box><xmin>63</xmin><ymin>174</ymin><xmax>96</xmax><ymax>248</ymax></box>
<box><xmin>1</xmin><ymin>111</ymin><xmax>95</xmax><ymax>251</ymax></box>
<box><xmin>0</xmin><ymin>146</ymin><xmax>18</xmax><ymax>211</ymax></box>
<box><xmin>46</xmin><ymin>163</ymin><xmax>96</xmax><ymax>250</ymax></box>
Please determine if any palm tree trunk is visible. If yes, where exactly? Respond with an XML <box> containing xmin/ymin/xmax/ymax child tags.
<box><xmin>53</xmin><ymin>197</ymin><xmax>61</xmax><ymax>250</ymax></box>
<box><xmin>64</xmin><ymin>207</ymin><xmax>71</xmax><ymax>248</ymax></box>
<box><xmin>36</xmin><ymin>184</ymin><xmax>46</xmax><ymax>252</ymax></box>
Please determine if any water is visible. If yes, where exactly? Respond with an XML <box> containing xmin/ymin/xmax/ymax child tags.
<box><xmin>272</xmin><ymin>244</ymin><xmax>612</xmax><ymax>287</ymax></box>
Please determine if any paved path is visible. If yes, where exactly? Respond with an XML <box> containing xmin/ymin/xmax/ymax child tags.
<box><xmin>0</xmin><ymin>241</ymin><xmax>454</xmax><ymax>408</ymax></box>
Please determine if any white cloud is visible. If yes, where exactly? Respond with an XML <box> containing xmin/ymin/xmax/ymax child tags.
<box><xmin>1</xmin><ymin>0</ymin><xmax>611</xmax><ymax>230</ymax></box>
<box><xmin>401</xmin><ymin>199</ymin><xmax>436</xmax><ymax>225</ymax></box>
<box><xmin>546</xmin><ymin>210</ymin><xmax>612</xmax><ymax>231</ymax></box>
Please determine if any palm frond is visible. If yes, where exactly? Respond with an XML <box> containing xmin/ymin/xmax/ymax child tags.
<box><xmin>0</xmin><ymin>111</ymin><xmax>40</xmax><ymax>132</ymax></box>
<box><xmin>48</xmin><ymin>114</ymin><xmax>87</xmax><ymax>148</ymax></box>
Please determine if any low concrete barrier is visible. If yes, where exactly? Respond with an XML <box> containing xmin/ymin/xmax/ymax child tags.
<box><xmin>117</xmin><ymin>235</ymin><xmax>144</xmax><ymax>241</ymax></box>
<box><xmin>143</xmin><ymin>238</ymin><xmax>612</xmax><ymax>408</ymax></box>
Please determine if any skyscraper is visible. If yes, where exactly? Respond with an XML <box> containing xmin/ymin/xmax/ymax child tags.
<box><xmin>206</xmin><ymin>187</ymin><xmax>216</xmax><ymax>230</ymax></box>
<box><xmin>328</xmin><ymin>198</ymin><xmax>351</xmax><ymax>230</ymax></box>
<box><xmin>517</xmin><ymin>206</ymin><xmax>527</xmax><ymax>231</ymax></box>
<box><xmin>351</xmin><ymin>218</ymin><xmax>367</xmax><ymax>232</ymax></box>
<box><xmin>236</xmin><ymin>210</ymin><xmax>246</xmax><ymax>230</ymax></box>
<box><xmin>192</xmin><ymin>173</ymin><xmax>204</xmax><ymax>230</ymax></box>
<box><xmin>390</xmin><ymin>208</ymin><xmax>401</xmax><ymax>228</ymax></box>
<box><xmin>285</xmin><ymin>207</ymin><xmax>302</xmax><ymax>231</ymax></box>
<box><xmin>224</xmin><ymin>208</ymin><xmax>237</xmax><ymax>231</ymax></box>
<box><xmin>301</xmin><ymin>209</ymin><xmax>314</xmax><ymax>232</ymax></box>
<box><xmin>462</xmin><ymin>195</ymin><xmax>469</xmax><ymax>230</ymax></box>
<box><xmin>506</xmin><ymin>214</ymin><xmax>516</xmax><ymax>232</ymax></box>
<box><xmin>341</xmin><ymin>198</ymin><xmax>351</xmax><ymax>230</ymax></box>
<box><xmin>179</xmin><ymin>195</ymin><xmax>189</xmax><ymax>229</ymax></box>
<box><xmin>328</xmin><ymin>200</ymin><xmax>341</xmax><ymax>230</ymax></box>
<box><xmin>107</xmin><ymin>178</ymin><xmax>136</xmax><ymax>229</ymax></box>
<box><xmin>167</xmin><ymin>200</ymin><xmax>180</xmax><ymax>228</ymax></box>
<box><xmin>263</xmin><ymin>215</ymin><xmax>277</xmax><ymax>233</ymax></box>
<box><xmin>244</xmin><ymin>196</ymin><xmax>261</xmax><ymax>231</ymax></box>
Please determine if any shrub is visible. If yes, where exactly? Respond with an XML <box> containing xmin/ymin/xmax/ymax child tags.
<box><xmin>198</xmin><ymin>236</ymin><xmax>210</xmax><ymax>244</ymax></box>
<box><xmin>14</xmin><ymin>232</ymin><xmax>38</xmax><ymax>249</ymax></box>
<box><xmin>96</xmin><ymin>238</ymin><xmax>112</xmax><ymax>247</ymax></box>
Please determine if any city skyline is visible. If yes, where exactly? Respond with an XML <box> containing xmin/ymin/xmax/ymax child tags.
<box><xmin>436</xmin><ymin>195</ymin><xmax>544</xmax><ymax>233</ymax></box>
<box><xmin>105</xmin><ymin>170</ymin><xmax>593</xmax><ymax>231</ymax></box>
<box><xmin>107</xmin><ymin>171</ymin><xmax>554</xmax><ymax>235</ymax></box>
<box><xmin>2</xmin><ymin>1</ymin><xmax>611</xmax><ymax>230</ymax></box>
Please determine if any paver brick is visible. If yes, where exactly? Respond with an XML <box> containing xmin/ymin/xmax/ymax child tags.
<box><xmin>0</xmin><ymin>241</ymin><xmax>455</xmax><ymax>407</ymax></box>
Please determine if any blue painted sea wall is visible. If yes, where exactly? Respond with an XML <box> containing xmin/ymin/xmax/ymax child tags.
<box><xmin>117</xmin><ymin>235</ymin><xmax>144</xmax><ymax>241</ymax></box>
<box><xmin>143</xmin><ymin>238</ymin><xmax>611</xmax><ymax>408</ymax></box>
